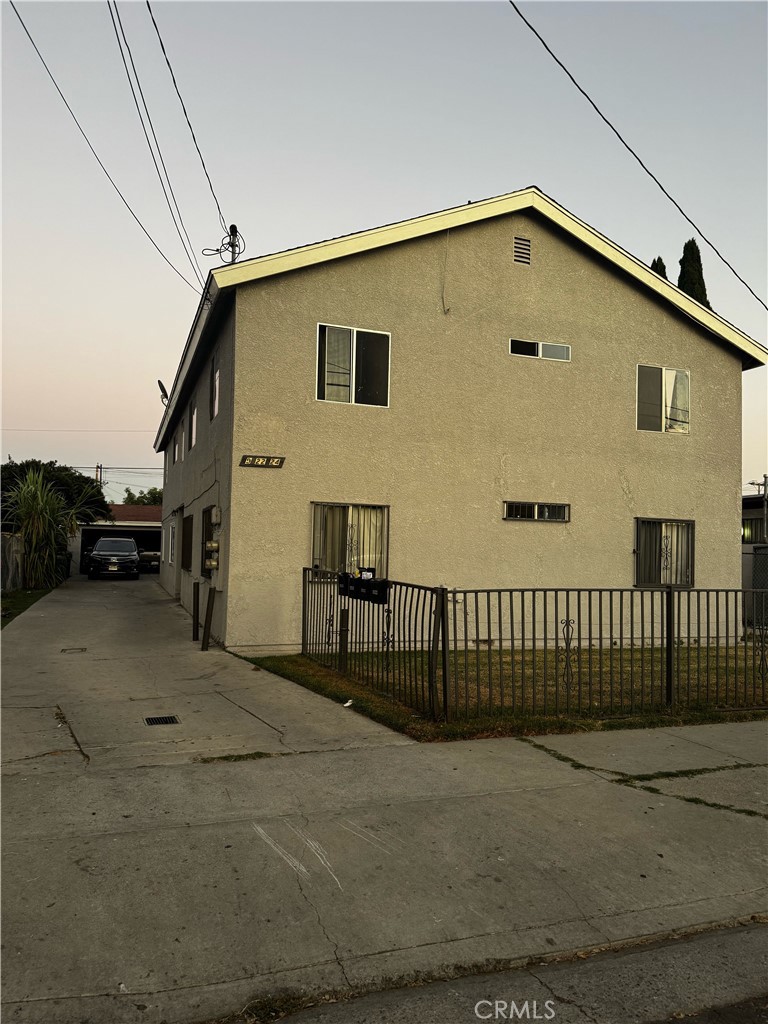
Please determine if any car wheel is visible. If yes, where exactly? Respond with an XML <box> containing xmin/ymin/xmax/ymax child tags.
<box><xmin>88</xmin><ymin>571</ymin><xmax>97</xmax><ymax>580</ymax></box>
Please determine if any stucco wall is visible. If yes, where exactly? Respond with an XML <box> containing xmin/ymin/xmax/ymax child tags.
<box><xmin>222</xmin><ymin>211</ymin><xmax>742</xmax><ymax>652</ymax></box>
<box><xmin>159</xmin><ymin>306</ymin><xmax>235</xmax><ymax>643</ymax></box>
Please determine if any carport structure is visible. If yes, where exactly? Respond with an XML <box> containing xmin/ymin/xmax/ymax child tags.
<box><xmin>71</xmin><ymin>504</ymin><xmax>162</xmax><ymax>573</ymax></box>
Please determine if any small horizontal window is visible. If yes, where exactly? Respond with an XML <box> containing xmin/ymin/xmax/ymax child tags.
<box><xmin>509</xmin><ymin>339</ymin><xmax>570</xmax><ymax>362</ymax></box>
<box><xmin>504</xmin><ymin>501</ymin><xmax>570</xmax><ymax>522</ymax></box>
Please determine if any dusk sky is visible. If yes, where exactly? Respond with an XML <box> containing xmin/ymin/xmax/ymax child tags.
<box><xmin>3</xmin><ymin>1</ymin><xmax>766</xmax><ymax>503</ymax></box>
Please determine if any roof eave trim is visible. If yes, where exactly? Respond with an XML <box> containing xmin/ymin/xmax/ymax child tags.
<box><xmin>208</xmin><ymin>186</ymin><xmax>765</xmax><ymax>369</ymax></box>
<box><xmin>154</xmin><ymin>276</ymin><xmax>220</xmax><ymax>451</ymax></box>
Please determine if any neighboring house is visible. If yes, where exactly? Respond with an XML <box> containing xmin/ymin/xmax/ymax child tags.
<box><xmin>70</xmin><ymin>504</ymin><xmax>162</xmax><ymax>573</ymax></box>
<box><xmin>742</xmin><ymin>492</ymin><xmax>768</xmax><ymax>598</ymax></box>
<box><xmin>154</xmin><ymin>186</ymin><xmax>767</xmax><ymax>653</ymax></box>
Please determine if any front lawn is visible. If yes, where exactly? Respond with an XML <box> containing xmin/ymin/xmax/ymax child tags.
<box><xmin>1</xmin><ymin>588</ymin><xmax>51</xmax><ymax>629</ymax></box>
<box><xmin>249</xmin><ymin>654</ymin><xmax>768</xmax><ymax>741</ymax></box>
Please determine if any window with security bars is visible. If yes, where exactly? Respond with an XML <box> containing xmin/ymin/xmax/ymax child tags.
<box><xmin>635</xmin><ymin>518</ymin><xmax>694</xmax><ymax>587</ymax></box>
<box><xmin>637</xmin><ymin>365</ymin><xmax>690</xmax><ymax>433</ymax></box>
<box><xmin>503</xmin><ymin>502</ymin><xmax>570</xmax><ymax>522</ymax></box>
<box><xmin>311</xmin><ymin>503</ymin><xmax>389</xmax><ymax>577</ymax></box>
<box><xmin>316</xmin><ymin>324</ymin><xmax>390</xmax><ymax>407</ymax></box>
<box><xmin>181</xmin><ymin>514</ymin><xmax>194</xmax><ymax>572</ymax></box>
<box><xmin>742</xmin><ymin>518</ymin><xmax>766</xmax><ymax>544</ymax></box>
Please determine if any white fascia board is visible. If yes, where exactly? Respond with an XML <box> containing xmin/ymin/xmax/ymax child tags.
<box><xmin>154</xmin><ymin>276</ymin><xmax>221</xmax><ymax>451</ymax></box>
<box><xmin>209</xmin><ymin>187</ymin><xmax>765</xmax><ymax>368</ymax></box>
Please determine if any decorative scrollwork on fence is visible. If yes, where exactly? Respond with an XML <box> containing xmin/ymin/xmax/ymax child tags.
<box><xmin>757</xmin><ymin>624</ymin><xmax>768</xmax><ymax>692</ymax></box>
<box><xmin>383</xmin><ymin>606</ymin><xmax>394</xmax><ymax>674</ymax></box>
<box><xmin>559</xmin><ymin>617</ymin><xmax>576</xmax><ymax>689</ymax></box>
<box><xmin>325</xmin><ymin>609</ymin><xmax>334</xmax><ymax>648</ymax></box>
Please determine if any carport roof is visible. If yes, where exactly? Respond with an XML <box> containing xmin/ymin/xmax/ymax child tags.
<box><xmin>107</xmin><ymin>505</ymin><xmax>162</xmax><ymax>524</ymax></box>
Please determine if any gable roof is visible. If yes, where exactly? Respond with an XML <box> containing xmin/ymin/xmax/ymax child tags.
<box><xmin>155</xmin><ymin>186</ymin><xmax>766</xmax><ymax>449</ymax></box>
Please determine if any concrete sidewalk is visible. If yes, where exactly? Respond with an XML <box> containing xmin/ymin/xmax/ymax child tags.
<box><xmin>2</xmin><ymin>578</ymin><xmax>767</xmax><ymax>1024</ymax></box>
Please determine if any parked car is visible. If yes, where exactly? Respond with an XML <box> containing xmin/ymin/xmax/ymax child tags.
<box><xmin>138</xmin><ymin>549</ymin><xmax>161</xmax><ymax>573</ymax></box>
<box><xmin>86</xmin><ymin>537</ymin><xmax>140</xmax><ymax>580</ymax></box>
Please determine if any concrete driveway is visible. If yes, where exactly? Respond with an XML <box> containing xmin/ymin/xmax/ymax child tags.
<box><xmin>2</xmin><ymin>578</ymin><xmax>767</xmax><ymax>1024</ymax></box>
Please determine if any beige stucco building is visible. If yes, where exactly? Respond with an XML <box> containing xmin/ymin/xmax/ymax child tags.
<box><xmin>154</xmin><ymin>187</ymin><xmax>767</xmax><ymax>654</ymax></box>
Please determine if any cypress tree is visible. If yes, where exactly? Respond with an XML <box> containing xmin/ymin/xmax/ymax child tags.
<box><xmin>650</xmin><ymin>256</ymin><xmax>668</xmax><ymax>279</ymax></box>
<box><xmin>677</xmin><ymin>238</ymin><xmax>710</xmax><ymax>308</ymax></box>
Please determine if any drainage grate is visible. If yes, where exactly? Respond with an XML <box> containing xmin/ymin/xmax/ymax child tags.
<box><xmin>144</xmin><ymin>715</ymin><xmax>181</xmax><ymax>726</ymax></box>
<box><xmin>61</xmin><ymin>648</ymin><xmax>87</xmax><ymax>653</ymax></box>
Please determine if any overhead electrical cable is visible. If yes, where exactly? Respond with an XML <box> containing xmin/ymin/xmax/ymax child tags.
<box><xmin>145</xmin><ymin>0</ymin><xmax>228</xmax><ymax>233</ymax></box>
<box><xmin>8</xmin><ymin>0</ymin><xmax>200</xmax><ymax>295</ymax></box>
<box><xmin>108</xmin><ymin>1</ymin><xmax>206</xmax><ymax>288</ymax></box>
<box><xmin>507</xmin><ymin>1</ymin><xmax>767</xmax><ymax>312</ymax></box>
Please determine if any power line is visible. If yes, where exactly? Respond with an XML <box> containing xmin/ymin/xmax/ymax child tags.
<box><xmin>8</xmin><ymin>0</ymin><xmax>201</xmax><ymax>295</ymax></box>
<box><xmin>507</xmin><ymin>1</ymin><xmax>768</xmax><ymax>312</ymax></box>
<box><xmin>107</xmin><ymin>1</ymin><xmax>206</xmax><ymax>288</ymax></box>
<box><xmin>145</xmin><ymin>0</ymin><xmax>228</xmax><ymax>233</ymax></box>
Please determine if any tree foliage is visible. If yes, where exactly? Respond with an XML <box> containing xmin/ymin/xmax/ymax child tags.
<box><xmin>123</xmin><ymin>486</ymin><xmax>163</xmax><ymax>505</ymax></box>
<box><xmin>1</xmin><ymin>459</ymin><xmax>111</xmax><ymax>532</ymax></box>
<box><xmin>650</xmin><ymin>256</ymin><xmax>668</xmax><ymax>279</ymax></box>
<box><xmin>677</xmin><ymin>238</ymin><xmax>711</xmax><ymax>308</ymax></box>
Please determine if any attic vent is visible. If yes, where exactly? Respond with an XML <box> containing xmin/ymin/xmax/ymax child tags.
<box><xmin>513</xmin><ymin>237</ymin><xmax>531</xmax><ymax>265</ymax></box>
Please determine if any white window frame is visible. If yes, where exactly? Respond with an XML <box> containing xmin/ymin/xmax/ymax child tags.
<box><xmin>503</xmin><ymin>501</ymin><xmax>571</xmax><ymax>522</ymax></box>
<box><xmin>180</xmin><ymin>420</ymin><xmax>185</xmax><ymax>461</ymax></box>
<box><xmin>168</xmin><ymin>523</ymin><xmax>176</xmax><ymax>565</ymax></box>
<box><xmin>509</xmin><ymin>339</ymin><xmax>571</xmax><ymax>362</ymax></box>
<box><xmin>316</xmin><ymin>322</ymin><xmax>391</xmax><ymax>408</ymax></box>
<box><xmin>172</xmin><ymin>435</ymin><xmax>178</xmax><ymax>465</ymax></box>
<box><xmin>636</xmin><ymin>365</ymin><xmax>690</xmax><ymax>434</ymax></box>
<box><xmin>189</xmin><ymin>403</ymin><xmax>197</xmax><ymax>450</ymax></box>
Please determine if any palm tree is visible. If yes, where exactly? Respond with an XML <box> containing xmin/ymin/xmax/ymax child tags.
<box><xmin>5</xmin><ymin>469</ymin><xmax>102</xmax><ymax>588</ymax></box>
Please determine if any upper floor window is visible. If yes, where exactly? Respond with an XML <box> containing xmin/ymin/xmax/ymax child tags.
<box><xmin>188</xmin><ymin>403</ymin><xmax>197</xmax><ymax>450</ymax></box>
<box><xmin>637</xmin><ymin>365</ymin><xmax>690</xmax><ymax>433</ymax></box>
<box><xmin>316</xmin><ymin>324</ymin><xmax>390</xmax><ymax>407</ymax></box>
<box><xmin>172</xmin><ymin>436</ymin><xmax>179</xmax><ymax>464</ymax></box>
<box><xmin>180</xmin><ymin>420</ymin><xmax>185</xmax><ymax>461</ymax></box>
<box><xmin>210</xmin><ymin>351</ymin><xmax>220</xmax><ymax>420</ymax></box>
<box><xmin>635</xmin><ymin>518</ymin><xmax>694</xmax><ymax>587</ymax></box>
<box><xmin>509</xmin><ymin>339</ymin><xmax>570</xmax><ymax>362</ymax></box>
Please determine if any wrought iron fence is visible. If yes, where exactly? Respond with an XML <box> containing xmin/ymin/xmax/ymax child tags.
<box><xmin>301</xmin><ymin>569</ymin><xmax>768</xmax><ymax>721</ymax></box>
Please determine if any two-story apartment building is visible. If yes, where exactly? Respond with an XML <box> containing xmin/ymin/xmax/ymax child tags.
<box><xmin>154</xmin><ymin>186</ymin><xmax>767</xmax><ymax>653</ymax></box>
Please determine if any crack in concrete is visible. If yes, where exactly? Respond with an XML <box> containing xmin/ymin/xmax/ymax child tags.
<box><xmin>216</xmin><ymin>692</ymin><xmax>294</xmax><ymax>752</ymax></box>
<box><xmin>520</xmin><ymin>738</ymin><xmax>768</xmax><ymax>820</ymax></box>
<box><xmin>1</xmin><ymin>750</ymin><xmax>80</xmax><ymax>765</ymax></box>
<box><xmin>659</xmin><ymin>728</ymin><xmax>759</xmax><ymax>764</ymax></box>
<box><xmin>52</xmin><ymin>705</ymin><xmax>90</xmax><ymax>766</ymax></box>
<box><xmin>527</xmin><ymin>967</ymin><xmax>599</xmax><ymax>1023</ymax></box>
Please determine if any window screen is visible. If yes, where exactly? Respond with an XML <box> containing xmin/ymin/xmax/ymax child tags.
<box><xmin>637</xmin><ymin>365</ymin><xmax>689</xmax><ymax>433</ymax></box>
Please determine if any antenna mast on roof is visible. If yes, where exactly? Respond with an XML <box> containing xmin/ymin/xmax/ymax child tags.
<box><xmin>203</xmin><ymin>223</ymin><xmax>245</xmax><ymax>264</ymax></box>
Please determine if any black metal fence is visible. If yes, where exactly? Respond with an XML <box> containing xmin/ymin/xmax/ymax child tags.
<box><xmin>301</xmin><ymin>569</ymin><xmax>768</xmax><ymax>720</ymax></box>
